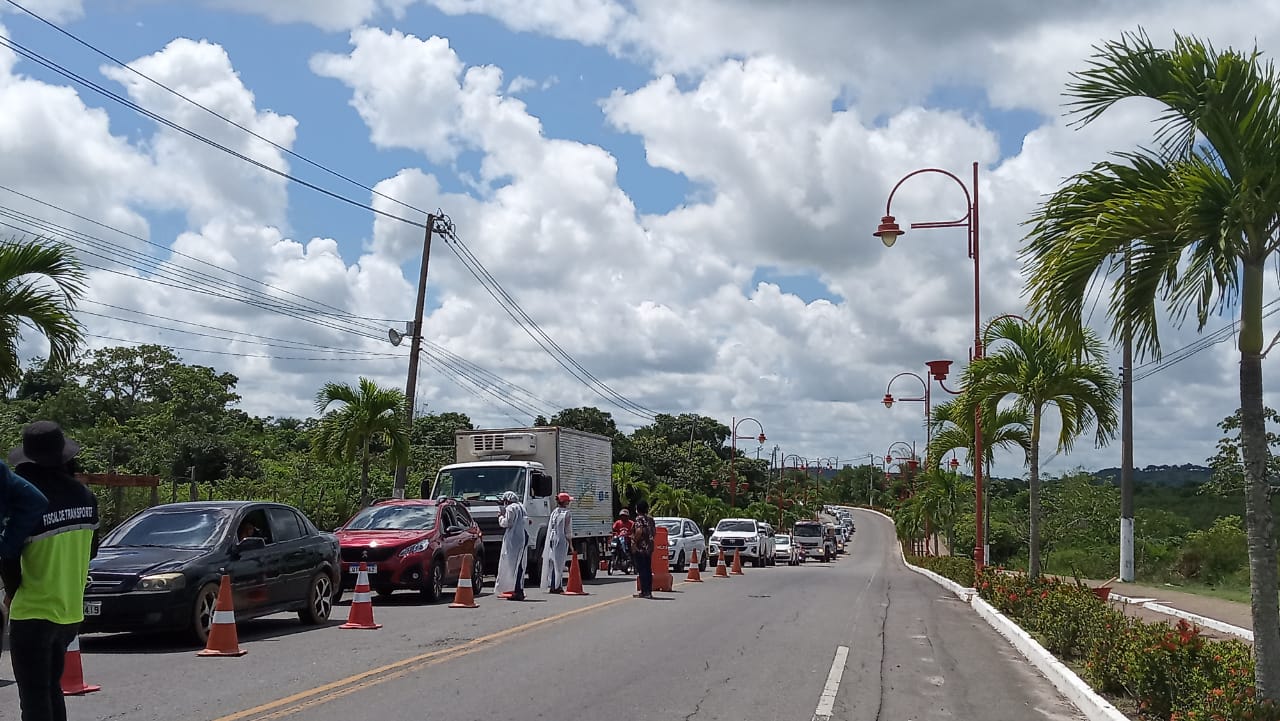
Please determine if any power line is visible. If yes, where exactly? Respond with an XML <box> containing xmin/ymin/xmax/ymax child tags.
<box><xmin>0</xmin><ymin>34</ymin><xmax>429</xmax><ymax>230</ymax></box>
<box><xmin>0</xmin><ymin>16</ymin><xmax>660</xmax><ymax>419</ymax></box>
<box><xmin>83</xmin><ymin>333</ymin><xmax>400</xmax><ymax>362</ymax></box>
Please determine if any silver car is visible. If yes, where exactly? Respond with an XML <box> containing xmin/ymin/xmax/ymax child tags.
<box><xmin>655</xmin><ymin>516</ymin><xmax>709</xmax><ymax>573</ymax></box>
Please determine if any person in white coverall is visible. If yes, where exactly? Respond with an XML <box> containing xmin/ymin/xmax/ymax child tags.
<box><xmin>495</xmin><ymin>491</ymin><xmax>528</xmax><ymax>601</ymax></box>
<box><xmin>543</xmin><ymin>493</ymin><xmax>573</xmax><ymax>593</ymax></box>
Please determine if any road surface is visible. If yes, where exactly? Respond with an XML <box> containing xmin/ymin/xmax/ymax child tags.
<box><xmin>1</xmin><ymin>510</ymin><xmax>1084</xmax><ymax>720</ymax></box>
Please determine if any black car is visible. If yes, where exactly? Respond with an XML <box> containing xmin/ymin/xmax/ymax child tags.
<box><xmin>82</xmin><ymin>501</ymin><xmax>341</xmax><ymax>644</ymax></box>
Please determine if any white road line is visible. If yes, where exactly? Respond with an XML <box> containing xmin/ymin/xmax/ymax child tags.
<box><xmin>812</xmin><ymin>645</ymin><xmax>850</xmax><ymax>721</ymax></box>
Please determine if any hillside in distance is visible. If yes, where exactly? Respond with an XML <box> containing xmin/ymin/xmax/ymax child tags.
<box><xmin>1092</xmin><ymin>463</ymin><xmax>1212</xmax><ymax>487</ymax></box>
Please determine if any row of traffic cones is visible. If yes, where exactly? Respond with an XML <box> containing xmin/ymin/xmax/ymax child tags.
<box><xmin>60</xmin><ymin>544</ymin><xmax>748</xmax><ymax>694</ymax></box>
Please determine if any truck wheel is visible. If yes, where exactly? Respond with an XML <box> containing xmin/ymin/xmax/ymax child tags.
<box><xmin>582</xmin><ymin>543</ymin><xmax>599</xmax><ymax>581</ymax></box>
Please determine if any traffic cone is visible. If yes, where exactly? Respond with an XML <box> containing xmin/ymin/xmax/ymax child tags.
<box><xmin>449</xmin><ymin>555</ymin><xmax>479</xmax><ymax>608</ymax></box>
<box><xmin>197</xmin><ymin>572</ymin><xmax>247</xmax><ymax>657</ymax></box>
<box><xmin>685</xmin><ymin>549</ymin><xmax>703</xmax><ymax>582</ymax></box>
<box><xmin>563</xmin><ymin>548</ymin><xmax>589</xmax><ymax>596</ymax></box>
<box><xmin>60</xmin><ymin>634</ymin><xmax>100</xmax><ymax>695</ymax></box>
<box><xmin>713</xmin><ymin>551</ymin><xmax>730</xmax><ymax>578</ymax></box>
<box><xmin>731</xmin><ymin>549</ymin><xmax>745</xmax><ymax>575</ymax></box>
<box><xmin>340</xmin><ymin>558</ymin><xmax>382</xmax><ymax>629</ymax></box>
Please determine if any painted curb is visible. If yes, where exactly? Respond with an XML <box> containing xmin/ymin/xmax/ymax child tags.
<box><xmin>853</xmin><ymin>508</ymin><xmax>1128</xmax><ymax>721</ymax></box>
<box><xmin>969</xmin><ymin>596</ymin><xmax>1130</xmax><ymax>721</ymax></box>
<box><xmin>1109</xmin><ymin>592</ymin><xmax>1253</xmax><ymax>641</ymax></box>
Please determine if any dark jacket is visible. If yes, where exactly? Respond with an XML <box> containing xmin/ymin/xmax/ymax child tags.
<box><xmin>0</xmin><ymin>464</ymin><xmax>98</xmax><ymax>623</ymax></box>
<box><xmin>0</xmin><ymin>461</ymin><xmax>47</xmax><ymax>560</ymax></box>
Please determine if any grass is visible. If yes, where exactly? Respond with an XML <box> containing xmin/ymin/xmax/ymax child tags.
<box><xmin>1143</xmin><ymin>580</ymin><xmax>1252</xmax><ymax>605</ymax></box>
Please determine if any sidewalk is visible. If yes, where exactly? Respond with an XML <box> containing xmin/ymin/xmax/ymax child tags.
<box><xmin>1089</xmin><ymin>579</ymin><xmax>1253</xmax><ymax>643</ymax></box>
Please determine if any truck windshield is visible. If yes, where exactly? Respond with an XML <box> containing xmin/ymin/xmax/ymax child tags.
<box><xmin>793</xmin><ymin>524</ymin><xmax>821</xmax><ymax>537</ymax></box>
<box><xmin>434</xmin><ymin>466</ymin><xmax>525</xmax><ymax>502</ymax></box>
<box><xmin>715</xmin><ymin>520</ymin><xmax>756</xmax><ymax>533</ymax></box>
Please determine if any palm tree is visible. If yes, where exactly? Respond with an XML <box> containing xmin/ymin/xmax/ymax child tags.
<box><xmin>916</xmin><ymin>468</ymin><xmax>970</xmax><ymax>556</ymax></box>
<box><xmin>928</xmin><ymin>398</ymin><xmax>1032</xmax><ymax>475</ymax></box>
<box><xmin>648</xmin><ymin>482</ymin><xmax>693</xmax><ymax>518</ymax></box>
<box><xmin>1022</xmin><ymin>31</ymin><xmax>1280</xmax><ymax>696</ymax></box>
<box><xmin>0</xmin><ymin>237</ymin><xmax>86</xmax><ymax>386</ymax></box>
<box><xmin>612</xmin><ymin>461</ymin><xmax>650</xmax><ymax>508</ymax></box>
<box><xmin>962</xmin><ymin>318</ymin><xmax>1118</xmax><ymax>578</ymax></box>
<box><xmin>312</xmin><ymin>377</ymin><xmax>410</xmax><ymax>508</ymax></box>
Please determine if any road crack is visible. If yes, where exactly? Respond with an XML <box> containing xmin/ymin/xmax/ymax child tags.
<box><xmin>684</xmin><ymin>676</ymin><xmax>731</xmax><ymax>721</ymax></box>
<box><xmin>873</xmin><ymin>573</ymin><xmax>892</xmax><ymax>721</ymax></box>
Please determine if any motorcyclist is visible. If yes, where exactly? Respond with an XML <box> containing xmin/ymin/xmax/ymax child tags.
<box><xmin>611</xmin><ymin>509</ymin><xmax>634</xmax><ymax>560</ymax></box>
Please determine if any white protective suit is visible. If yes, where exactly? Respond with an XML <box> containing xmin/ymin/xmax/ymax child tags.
<box><xmin>542</xmin><ymin>506</ymin><xmax>572</xmax><ymax>590</ymax></box>
<box><xmin>495</xmin><ymin>500</ymin><xmax>529</xmax><ymax>596</ymax></box>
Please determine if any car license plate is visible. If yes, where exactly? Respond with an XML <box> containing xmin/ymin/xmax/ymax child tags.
<box><xmin>349</xmin><ymin>564</ymin><xmax>377</xmax><ymax>574</ymax></box>
<box><xmin>83</xmin><ymin>601</ymin><xmax>101</xmax><ymax>616</ymax></box>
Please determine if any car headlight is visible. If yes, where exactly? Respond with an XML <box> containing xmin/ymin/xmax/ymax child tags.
<box><xmin>399</xmin><ymin>538</ymin><xmax>432</xmax><ymax>557</ymax></box>
<box><xmin>136</xmin><ymin>573</ymin><xmax>185</xmax><ymax>593</ymax></box>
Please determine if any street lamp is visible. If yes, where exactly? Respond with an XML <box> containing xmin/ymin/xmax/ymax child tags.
<box><xmin>875</xmin><ymin>161</ymin><xmax>986</xmax><ymax>568</ymax></box>
<box><xmin>729</xmin><ymin>416</ymin><xmax>766</xmax><ymax>509</ymax></box>
<box><xmin>883</xmin><ymin>371</ymin><xmax>931</xmax><ymax>466</ymax></box>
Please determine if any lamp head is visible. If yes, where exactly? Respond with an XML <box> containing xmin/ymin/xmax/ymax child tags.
<box><xmin>757</xmin><ymin>432</ymin><xmax>767</xmax><ymax>444</ymax></box>
<box><xmin>926</xmin><ymin>359</ymin><xmax>953</xmax><ymax>381</ymax></box>
<box><xmin>908</xmin><ymin>459</ymin><xmax>919</xmax><ymax>472</ymax></box>
<box><xmin>949</xmin><ymin>457</ymin><xmax>960</xmax><ymax>470</ymax></box>
<box><xmin>874</xmin><ymin>215</ymin><xmax>903</xmax><ymax>247</ymax></box>
<box><xmin>882</xmin><ymin>393</ymin><xmax>894</xmax><ymax>408</ymax></box>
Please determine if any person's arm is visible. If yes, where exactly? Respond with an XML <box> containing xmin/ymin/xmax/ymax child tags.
<box><xmin>0</xmin><ymin>464</ymin><xmax>47</xmax><ymax>560</ymax></box>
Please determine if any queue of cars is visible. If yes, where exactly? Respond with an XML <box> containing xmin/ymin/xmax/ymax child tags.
<box><xmin>77</xmin><ymin>499</ymin><xmax>855</xmax><ymax>646</ymax></box>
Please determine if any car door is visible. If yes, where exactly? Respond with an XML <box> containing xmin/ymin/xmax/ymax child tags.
<box><xmin>266</xmin><ymin>506</ymin><xmax>311</xmax><ymax>606</ymax></box>
<box><xmin>228</xmin><ymin>507</ymin><xmax>272</xmax><ymax>613</ymax></box>
<box><xmin>437</xmin><ymin>506</ymin><xmax>464</xmax><ymax>581</ymax></box>
<box><xmin>453</xmin><ymin>504</ymin><xmax>481</xmax><ymax>559</ymax></box>
<box><xmin>685</xmin><ymin>521</ymin><xmax>705</xmax><ymax>558</ymax></box>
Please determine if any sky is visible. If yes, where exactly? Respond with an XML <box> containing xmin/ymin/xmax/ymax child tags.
<box><xmin>0</xmin><ymin>0</ymin><xmax>1276</xmax><ymax>476</ymax></box>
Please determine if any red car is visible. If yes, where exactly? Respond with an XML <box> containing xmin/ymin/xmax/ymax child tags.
<box><xmin>336</xmin><ymin>498</ymin><xmax>483</xmax><ymax>602</ymax></box>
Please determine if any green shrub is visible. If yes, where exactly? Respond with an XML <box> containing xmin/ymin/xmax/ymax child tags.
<box><xmin>906</xmin><ymin>555</ymin><xmax>974</xmax><ymax>587</ymax></box>
<box><xmin>1176</xmin><ymin>516</ymin><xmax>1248</xmax><ymax>584</ymax></box>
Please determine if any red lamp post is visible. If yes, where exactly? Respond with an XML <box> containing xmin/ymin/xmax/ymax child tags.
<box><xmin>729</xmin><ymin>416</ymin><xmax>766</xmax><ymax>509</ymax></box>
<box><xmin>874</xmin><ymin>162</ymin><xmax>986</xmax><ymax>569</ymax></box>
<box><xmin>883</xmin><ymin>371</ymin><xmax>931</xmax><ymax>465</ymax></box>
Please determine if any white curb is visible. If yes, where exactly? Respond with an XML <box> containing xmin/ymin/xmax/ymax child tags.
<box><xmin>970</xmin><ymin>595</ymin><xmax>1130</xmax><ymax>721</ymax></box>
<box><xmin>853</xmin><ymin>508</ymin><xmax>1128</xmax><ymax>721</ymax></box>
<box><xmin>1108</xmin><ymin>592</ymin><xmax>1253</xmax><ymax>642</ymax></box>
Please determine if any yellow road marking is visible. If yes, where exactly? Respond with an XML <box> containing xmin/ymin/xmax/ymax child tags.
<box><xmin>211</xmin><ymin>586</ymin><xmax>663</xmax><ymax>721</ymax></box>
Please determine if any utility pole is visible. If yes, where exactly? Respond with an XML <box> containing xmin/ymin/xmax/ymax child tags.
<box><xmin>188</xmin><ymin>465</ymin><xmax>197</xmax><ymax>502</ymax></box>
<box><xmin>1120</xmin><ymin>247</ymin><xmax>1135</xmax><ymax>582</ymax></box>
<box><xmin>394</xmin><ymin>215</ymin><xmax>437</xmax><ymax>499</ymax></box>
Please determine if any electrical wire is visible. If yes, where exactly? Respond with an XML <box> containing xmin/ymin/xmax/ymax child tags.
<box><xmin>83</xmin><ymin>332</ymin><xmax>399</xmax><ymax>362</ymax></box>
<box><xmin>0</xmin><ymin>14</ymin><xmax>661</xmax><ymax>419</ymax></box>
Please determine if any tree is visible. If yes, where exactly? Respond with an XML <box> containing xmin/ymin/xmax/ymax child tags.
<box><xmin>0</xmin><ymin>237</ymin><xmax>86</xmax><ymax>387</ymax></box>
<box><xmin>312</xmin><ymin>378</ymin><xmax>410</xmax><ymax>508</ymax></box>
<box><xmin>1204</xmin><ymin>407</ymin><xmax>1280</xmax><ymax>497</ymax></box>
<box><xmin>928</xmin><ymin>398</ymin><xmax>1031</xmax><ymax>475</ymax></box>
<box><xmin>1021</xmin><ymin>31</ymin><xmax>1280</xmax><ymax>697</ymax></box>
<box><xmin>549</xmin><ymin>407</ymin><xmax>619</xmax><ymax>438</ymax></box>
<box><xmin>962</xmin><ymin>318</ymin><xmax>1118</xmax><ymax>577</ymax></box>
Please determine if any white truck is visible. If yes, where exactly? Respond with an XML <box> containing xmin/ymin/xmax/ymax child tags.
<box><xmin>426</xmin><ymin>426</ymin><xmax>613</xmax><ymax>584</ymax></box>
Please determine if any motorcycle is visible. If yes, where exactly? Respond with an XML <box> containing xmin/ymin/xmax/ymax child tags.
<box><xmin>608</xmin><ymin>534</ymin><xmax>634</xmax><ymax>575</ymax></box>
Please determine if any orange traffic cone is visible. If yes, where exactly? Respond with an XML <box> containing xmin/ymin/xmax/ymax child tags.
<box><xmin>563</xmin><ymin>548</ymin><xmax>589</xmax><ymax>596</ymax></box>
<box><xmin>685</xmin><ymin>549</ymin><xmax>703</xmax><ymax>582</ymax></box>
<box><xmin>340</xmin><ymin>558</ymin><xmax>382</xmax><ymax>629</ymax></box>
<box><xmin>449</xmin><ymin>555</ymin><xmax>479</xmax><ymax>608</ymax></box>
<box><xmin>197</xmin><ymin>572</ymin><xmax>247</xmax><ymax>657</ymax></box>
<box><xmin>713</xmin><ymin>550</ymin><xmax>730</xmax><ymax>578</ymax></box>
<box><xmin>60</xmin><ymin>634</ymin><xmax>100</xmax><ymax>694</ymax></box>
<box><xmin>731</xmin><ymin>549</ymin><xmax>745</xmax><ymax>575</ymax></box>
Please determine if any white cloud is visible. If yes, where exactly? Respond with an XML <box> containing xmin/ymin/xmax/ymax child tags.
<box><xmin>0</xmin><ymin>0</ymin><xmax>83</xmax><ymax>23</ymax></box>
<box><xmin>4</xmin><ymin>2</ymin><xmax>1278</xmax><ymax>478</ymax></box>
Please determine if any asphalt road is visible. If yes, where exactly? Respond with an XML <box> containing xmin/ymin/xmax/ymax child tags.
<box><xmin>2</xmin><ymin>510</ymin><xmax>1085</xmax><ymax>721</ymax></box>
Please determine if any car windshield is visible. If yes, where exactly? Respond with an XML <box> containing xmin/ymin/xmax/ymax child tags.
<box><xmin>792</xmin><ymin>524</ymin><xmax>822</xmax><ymax>537</ymax></box>
<box><xmin>433</xmin><ymin>466</ymin><xmax>525</xmax><ymax>502</ymax></box>
<box><xmin>776</xmin><ymin>536</ymin><xmax>790</xmax><ymax>545</ymax></box>
<box><xmin>345</xmin><ymin>505</ymin><xmax>437</xmax><ymax>530</ymax></box>
<box><xmin>715</xmin><ymin>520</ymin><xmax>756</xmax><ymax>533</ymax></box>
<box><xmin>657</xmin><ymin>519</ymin><xmax>681</xmax><ymax>532</ymax></box>
<box><xmin>103</xmin><ymin>509</ymin><xmax>230</xmax><ymax>549</ymax></box>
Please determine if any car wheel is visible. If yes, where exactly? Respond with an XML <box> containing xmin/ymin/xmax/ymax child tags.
<box><xmin>699</xmin><ymin>553</ymin><xmax>708</xmax><ymax>572</ymax></box>
<box><xmin>471</xmin><ymin>554</ymin><xmax>484</xmax><ymax>594</ymax></box>
<box><xmin>375</xmin><ymin>585</ymin><xmax>395</xmax><ymax>598</ymax></box>
<box><xmin>675</xmin><ymin>551</ymin><xmax>686</xmax><ymax>574</ymax></box>
<box><xmin>299</xmin><ymin>572</ymin><xmax>334</xmax><ymax>625</ymax></box>
<box><xmin>421</xmin><ymin>559</ymin><xmax>445</xmax><ymax>603</ymax></box>
<box><xmin>190</xmin><ymin>582</ymin><xmax>218</xmax><ymax>646</ymax></box>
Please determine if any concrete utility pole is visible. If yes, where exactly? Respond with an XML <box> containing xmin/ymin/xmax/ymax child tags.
<box><xmin>188</xmin><ymin>465</ymin><xmax>198</xmax><ymax>502</ymax></box>
<box><xmin>1120</xmin><ymin>247</ymin><xmax>1135</xmax><ymax>582</ymax></box>
<box><xmin>394</xmin><ymin>215</ymin><xmax>439</xmax><ymax>499</ymax></box>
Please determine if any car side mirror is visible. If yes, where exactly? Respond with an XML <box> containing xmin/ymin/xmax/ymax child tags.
<box><xmin>445</xmin><ymin>525</ymin><xmax>465</xmax><ymax>536</ymax></box>
<box><xmin>234</xmin><ymin>537</ymin><xmax>266</xmax><ymax>555</ymax></box>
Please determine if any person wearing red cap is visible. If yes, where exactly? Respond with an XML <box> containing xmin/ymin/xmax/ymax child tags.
<box><xmin>542</xmin><ymin>492</ymin><xmax>573</xmax><ymax>593</ymax></box>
